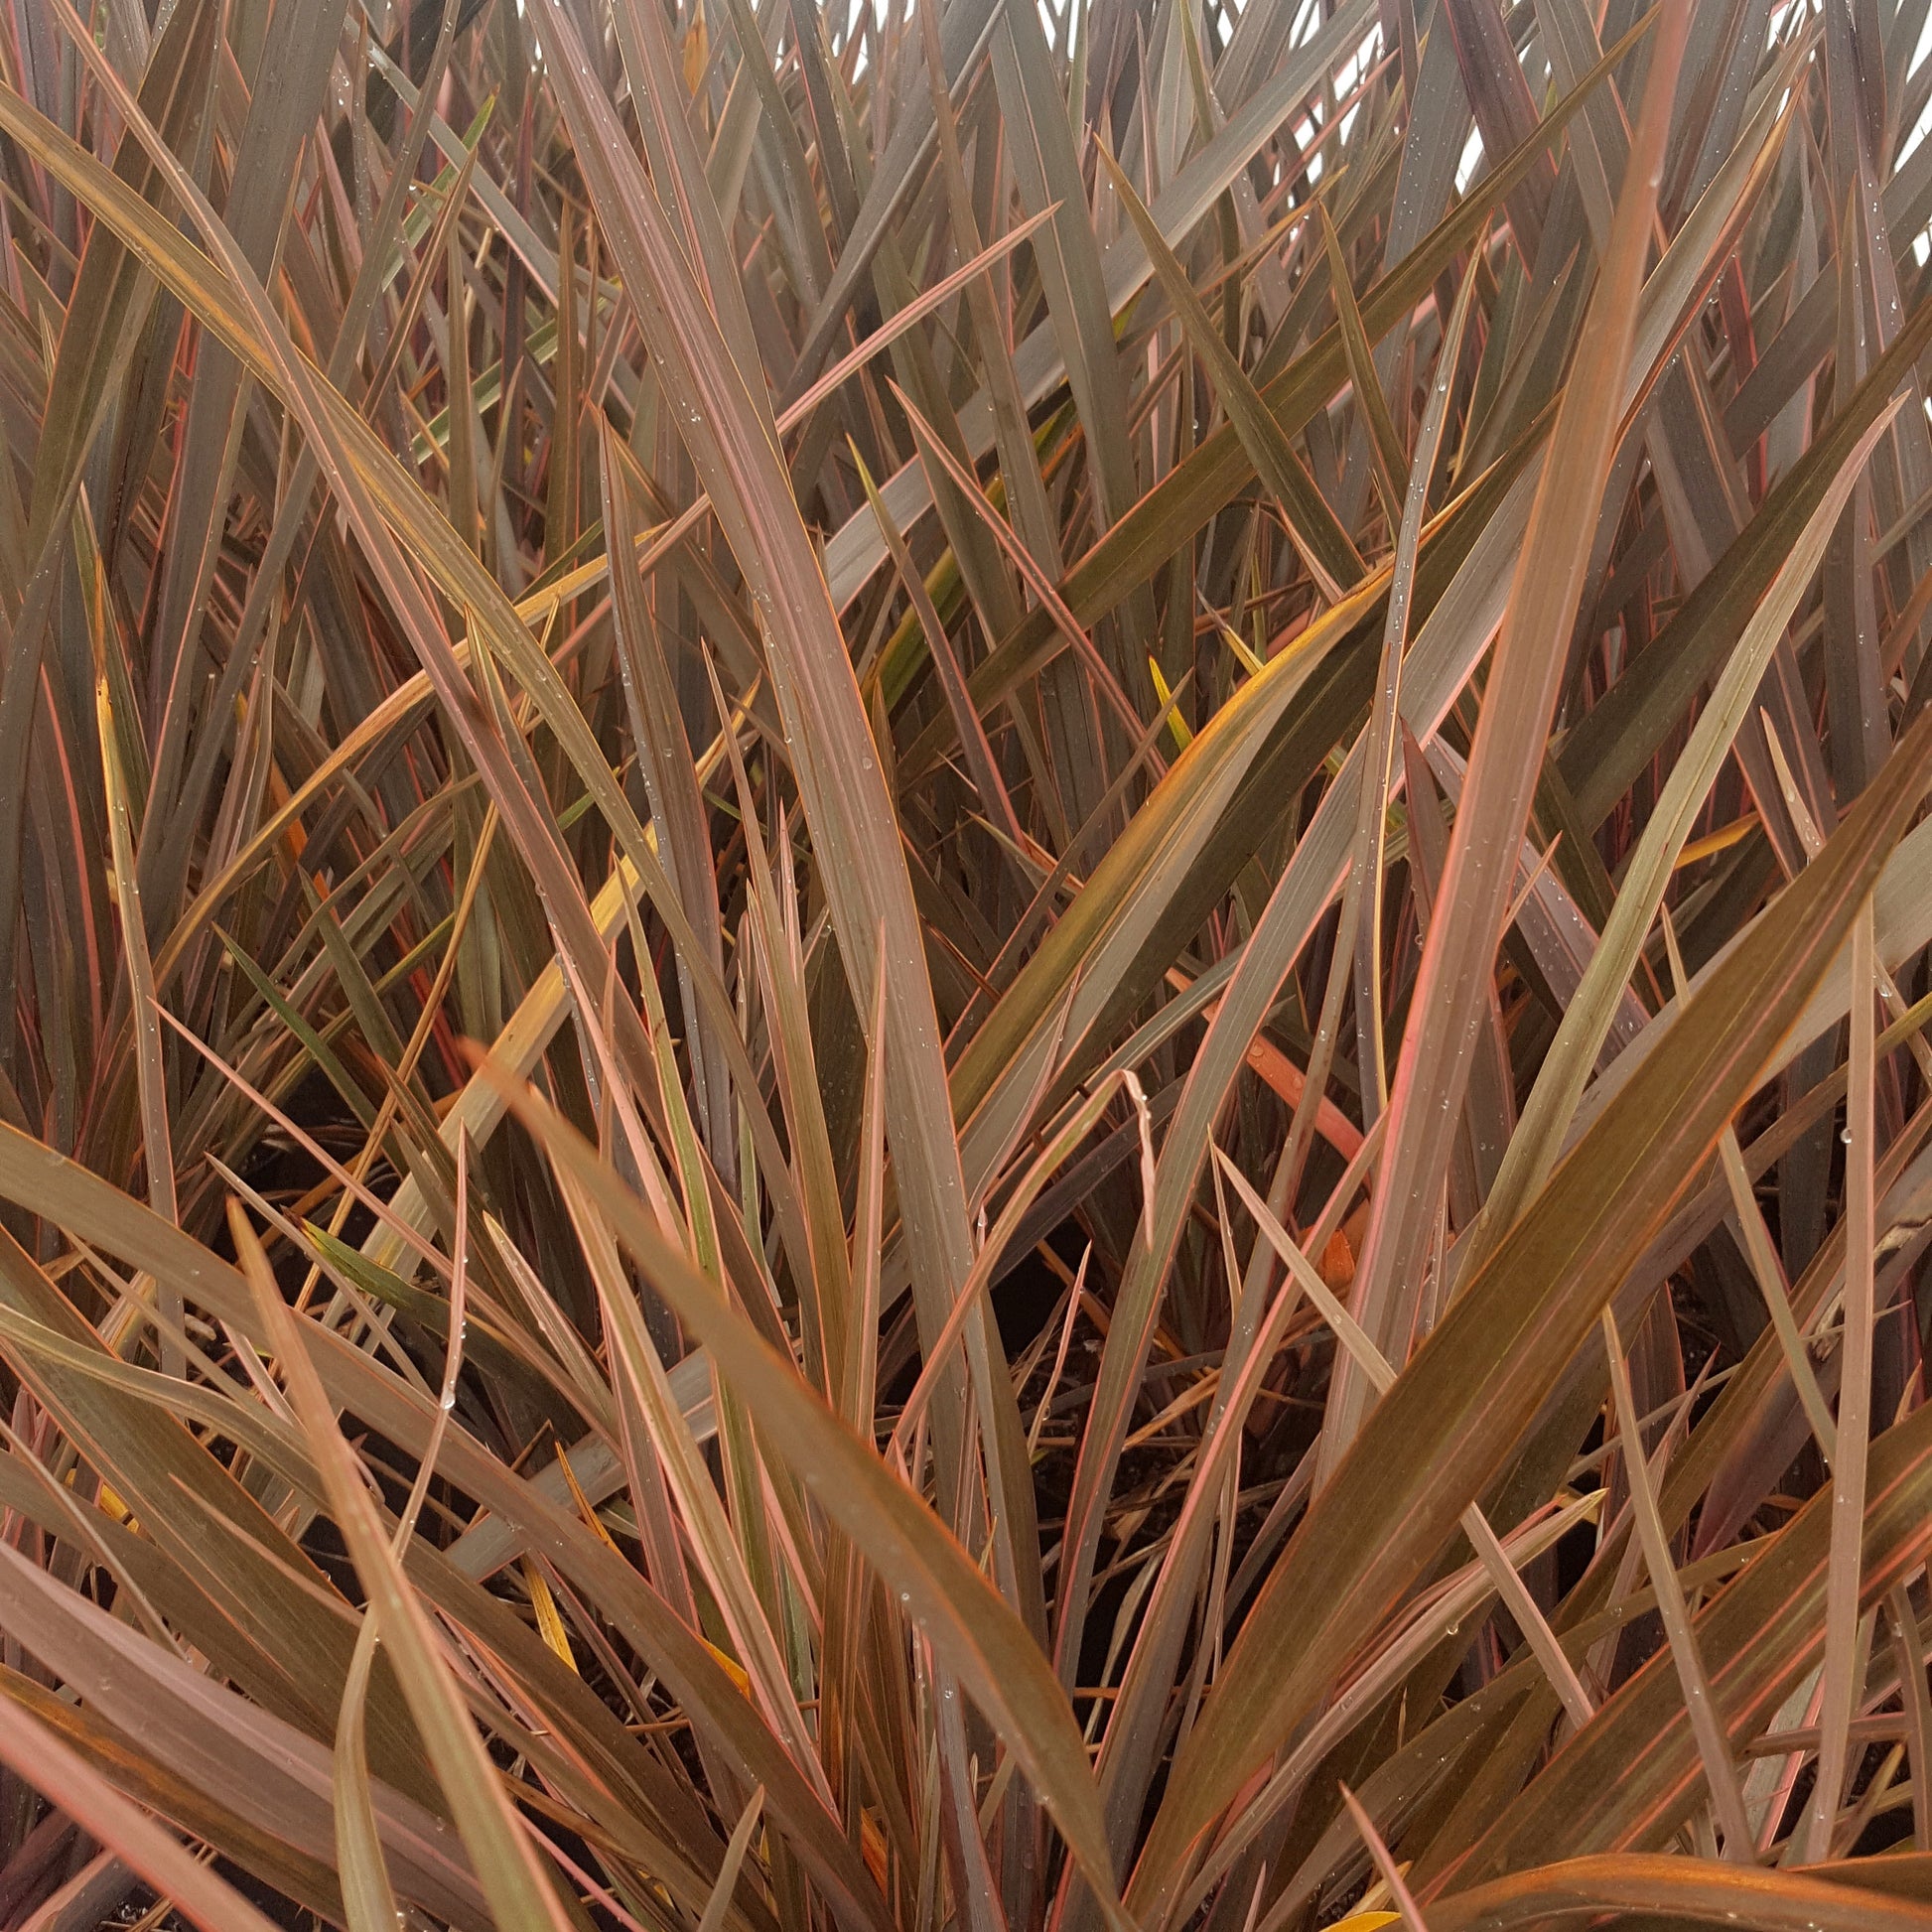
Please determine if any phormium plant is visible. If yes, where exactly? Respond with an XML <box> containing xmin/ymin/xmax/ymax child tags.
<box><xmin>0</xmin><ymin>0</ymin><xmax>1930</xmax><ymax>1927</ymax></box>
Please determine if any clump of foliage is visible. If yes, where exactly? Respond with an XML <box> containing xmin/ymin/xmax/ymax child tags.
<box><xmin>6</xmin><ymin>0</ymin><xmax>1932</xmax><ymax>1927</ymax></box>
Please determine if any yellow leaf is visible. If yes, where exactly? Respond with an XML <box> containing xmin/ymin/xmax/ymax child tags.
<box><xmin>520</xmin><ymin>1557</ymin><xmax>579</xmax><ymax>1674</ymax></box>
<box><xmin>859</xmin><ymin>1808</ymin><xmax>888</xmax><ymax>1889</ymax></box>
<box><xmin>1672</xmin><ymin>812</ymin><xmax>1759</xmax><ymax>870</ymax></box>
<box><xmin>1214</xmin><ymin>615</ymin><xmax>1266</xmax><ymax>679</ymax></box>
<box><xmin>555</xmin><ymin>1445</ymin><xmax>623</xmax><ymax>1556</ymax></box>
<box><xmin>1327</xmin><ymin>1915</ymin><xmax>1401</xmax><ymax>1932</ymax></box>
<box><xmin>1149</xmin><ymin>657</ymin><xmax>1192</xmax><ymax>754</ymax></box>
<box><xmin>705</xmin><ymin>1638</ymin><xmax>752</xmax><ymax>1697</ymax></box>
<box><xmin>682</xmin><ymin>0</ymin><xmax>708</xmax><ymax>94</ymax></box>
